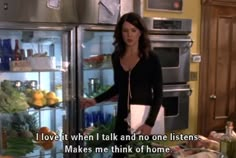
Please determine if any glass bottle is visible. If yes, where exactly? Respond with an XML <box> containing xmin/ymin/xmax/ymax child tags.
<box><xmin>3</xmin><ymin>39</ymin><xmax>13</xmax><ymax>70</ymax></box>
<box><xmin>220</xmin><ymin>121</ymin><xmax>236</xmax><ymax>158</ymax></box>
<box><xmin>20</xmin><ymin>49</ymin><xmax>26</xmax><ymax>60</ymax></box>
<box><xmin>1</xmin><ymin>128</ymin><xmax>7</xmax><ymax>149</ymax></box>
<box><xmin>0</xmin><ymin>39</ymin><xmax>4</xmax><ymax>70</ymax></box>
<box><xmin>14</xmin><ymin>39</ymin><xmax>21</xmax><ymax>61</ymax></box>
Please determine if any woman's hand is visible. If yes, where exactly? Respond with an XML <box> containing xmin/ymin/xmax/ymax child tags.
<box><xmin>80</xmin><ymin>97</ymin><xmax>96</xmax><ymax>109</ymax></box>
<box><xmin>135</xmin><ymin>124</ymin><xmax>152</xmax><ymax>135</ymax></box>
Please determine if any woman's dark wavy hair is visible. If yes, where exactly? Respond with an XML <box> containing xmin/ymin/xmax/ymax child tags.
<box><xmin>113</xmin><ymin>12</ymin><xmax>151</xmax><ymax>59</ymax></box>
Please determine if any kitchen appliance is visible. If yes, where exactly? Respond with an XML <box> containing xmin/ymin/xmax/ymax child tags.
<box><xmin>77</xmin><ymin>0</ymin><xmax>133</xmax><ymax>24</ymax></box>
<box><xmin>144</xmin><ymin>17</ymin><xmax>193</xmax><ymax>84</ymax></box>
<box><xmin>143</xmin><ymin>17</ymin><xmax>193</xmax><ymax>130</ymax></box>
<box><xmin>163</xmin><ymin>84</ymin><xmax>191</xmax><ymax>130</ymax></box>
<box><xmin>77</xmin><ymin>24</ymin><xmax>116</xmax><ymax>158</ymax></box>
<box><xmin>0</xmin><ymin>0</ymin><xmax>79</xmax><ymax>158</ymax></box>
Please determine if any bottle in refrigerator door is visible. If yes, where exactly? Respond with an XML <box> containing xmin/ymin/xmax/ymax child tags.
<box><xmin>2</xmin><ymin>39</ymin><xmax>13</xmax><ymax>71</ymax></box>
<box><xmin>20</xmin><ymin>49</ymin><xmax>26</xmax><ymax>60</ymax></box>
<box><xmin>13</xmin><ymin>39</ymin><xmax>21</xmax><ymax>61</ymax></box>
<box><xmin>0</xmin><ymin>39</ymin><xmax>4</xmax><ymax>70</ymax></box>
<box><xmin>27</xmin><ymin>49</ymin><xmax>33</xmax><ymax>57</ymax></box>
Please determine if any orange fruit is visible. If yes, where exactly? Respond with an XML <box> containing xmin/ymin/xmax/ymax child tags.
<box><xmin>33</xmin><ymin>99</ymin><xmax>44</xmax><ymax>107</ymax></box>
<box><xmin>37</xmin><ymin>127</ymin><xmax>50</xmax><ymax>143</ymax></box>
<box><xmin>33</xmin><ymin>90</ymin><xmax>44</xmax><ymax>99</ymax></box>
<box><xmin>46</xmin><ymin>92</ymin><xmax>56</xmax><ymax>99</ymax></box>
<box><xmin>47</xmin><ymin>98</ymin><xmax>57</xmax><ymax>105</ymax></box>
<box><xmin>40</xmin><ymin>131</ymin><xmax>57</xmax><ymax>142</ymax></box>
<box><xmin>47</xmin><ymin>131</ymin><xmax>57</xmax><ymax>141</ymax></box>
<box><xmin>39</xmin><ymin>127</ymin><xmax>50</xmax><ymax>134</ymax></box>
<box><xmin>41</xmin><ymin>141</ymin><xmax>54</xmax><ymax>150</ymax></box>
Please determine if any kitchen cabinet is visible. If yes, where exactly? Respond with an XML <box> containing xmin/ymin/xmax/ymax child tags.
<box><xmin>203</xmin><ymin>0</ymin><xmax>236</xmax><ymax>5</ymax></box>
<box><xmin>199</xmin><ymin>3</ymin><xmax>236</xmax><ymax>136</ymax></box>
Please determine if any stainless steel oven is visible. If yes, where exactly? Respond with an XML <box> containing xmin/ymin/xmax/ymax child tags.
<box><xmin>150</xmin><ymin>35</ymin><xmax>192</xmax><ymax>84</ymax></box>
<box><xmin>163</xmin><ymin>84</ymin><xmax>192</xmax><ymax>130</ymax></box>
<box><xmin>143</xmin><ymin>17</ymin><xmax>193</xmax><ymax>130</ymax></box>
<box><xmin>144</xmin><ymin>17</ymin><xmax>193</xmax><ymax>84</ymax></box>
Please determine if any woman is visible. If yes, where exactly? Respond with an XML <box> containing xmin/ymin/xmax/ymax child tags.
<box><xmin>81</xmin><ymin>12</ymin><xmax>163</xmax><ymax>158</ymax></box>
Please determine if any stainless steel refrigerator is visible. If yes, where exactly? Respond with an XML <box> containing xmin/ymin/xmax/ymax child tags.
<box><xmin>0</xmin><ymin>0</ymin><xmax>122</xmax><ymax>158</ymax></box>
<box><xmin>0</xmin><ymin>0</ymin><xmax>80</xmax><ymax>158</ymax></box>
<box><xmin>0</xmin><ymin>0</ymin><xmax>133</xmax><ymax>157</ymax></box>
<box><xmin>77</xmin><ymin>24</ymin><xmax>117</xmax><ymax>158</ymax></box>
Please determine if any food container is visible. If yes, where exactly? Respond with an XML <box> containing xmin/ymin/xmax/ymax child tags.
<box><xmin>173</xmin><ymin>148</ymin><xmax>225</xmax><ymax>158</ymax></box>
<box><xmin>10</xmin><ymin>60</ymin><xmax>32</xmax><ymax>71</ymax></box>
<box><xmin>88</xmin><ymin>78</ymin><xmax>100</xmax><ymax>95</ymax></box>
<box><xmin>28</xmin><ymin>56</ymin><xmax>56</xmax><ymax>70</ymax></box>
<box><xmin>102</xmin><ymin>54</ymin><xmax>112</xmax><ymax>68</ymax></box>
<box><xmin>83</xmin><ymin>55</ymin><xmax>104</xmax><ymax>68</ymax></box>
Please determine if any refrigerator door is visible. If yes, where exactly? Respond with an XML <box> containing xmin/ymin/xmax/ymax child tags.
<box><xmin>77</xmin><ymin>25</ymin><xmax>117</xmax><ymax>158</ymax></box>
<box><xmin>0</xmin><ymin>24</ymin><xmax>78</xmax><ymax>158</ymax></box>
<box><xmin>0</xmin><ymin>0</ymin><xmax>79</xmax><ymax>23</ymax></box>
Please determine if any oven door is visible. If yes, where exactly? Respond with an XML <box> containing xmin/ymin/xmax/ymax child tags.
<box><xmin>163</xmin><ymin>84</ymin><xmax>192</xmax><ymax>131</ymax></box>
<box><xmin>149</xmin><ymin>34</ymin><xmax>193</xmax><ymax>84</ymax></box>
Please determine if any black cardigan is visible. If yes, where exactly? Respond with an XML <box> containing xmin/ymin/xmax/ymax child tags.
<box><xmin>95</xmin><ymin>51</ymin><xmax>163</xmax><ymax>127</ymax></box>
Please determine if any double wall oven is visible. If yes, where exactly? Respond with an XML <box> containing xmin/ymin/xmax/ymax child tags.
<box><xmin>143</xmin><ymin>17</ymin><xmax>193</xmax><ymax>130</ymax></box>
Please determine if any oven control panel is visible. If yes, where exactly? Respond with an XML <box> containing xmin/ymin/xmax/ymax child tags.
<box><xmin>153</xmin><ymin>20</ymin><xmax>182</xmax><ymax>30</ymax></box>
<box><xmin>143</xmin><ymin>17</ymin><xmax>192</xmax><ymax>34</ymax></box>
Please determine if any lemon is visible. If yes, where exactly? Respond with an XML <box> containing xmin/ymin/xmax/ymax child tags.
<box><xmin>47</xmin><ymin>98</ymin><xmax>57</xmax><ymax>105</ymax></box>
<box><xmin>46</xmin><ymin>91</ymin><xmax>57</xmax><ymax>99</ymax></box>
<box><xmin>33</xmin><ymin>99</ymin><xmax>44</xmax><ymax>107</ymax></box>
<box><xmin>33</xmin><ymin>90</ymin><xmax>44</xmax><ymax>100</ymax></box>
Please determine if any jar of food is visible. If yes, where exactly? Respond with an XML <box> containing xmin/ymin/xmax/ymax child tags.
<box><xmin>88</xmin><ymin>78</ymin><xmax>100</xmax><ymax>96</ymax></box>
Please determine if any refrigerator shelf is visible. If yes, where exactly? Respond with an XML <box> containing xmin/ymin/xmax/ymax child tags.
<box><xmin>83</xmin><ymin>65</ymin><xmax>113</xmax><ymax>70</ymax></box>
<box><xmin>95</xmin><ymin>101</ymin><xmax>117</xmax><ymax>107</ymax></box>
<box><xmin>0</xmin><ymin>69</ymin><xmax>66</xmax><ymax>73</ymax></box>
<box><xmin>27</xmin><ymin>102</ymin><xmax>63</xmax><ymax>110</ymax></box>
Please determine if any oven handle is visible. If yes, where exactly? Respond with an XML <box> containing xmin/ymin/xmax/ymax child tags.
<box><xmin>151</xmin><ymin>38</ymin><xmax>193</xmax><ymax>42</ymax></box>
<box><xmin>163</xmin><ymin>88</ymin><xmax>192</xmax><ymax>96</ymax></box>
<box><xmin>151</xmin><ymin>39</ymin><xmax>194</xmax><ymax>47</ymax></box>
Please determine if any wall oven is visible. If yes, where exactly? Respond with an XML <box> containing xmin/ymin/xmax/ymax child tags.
<box><xmin>143</xmin><ymin>17</ymin><xmax>193</xmax><ymax>131</ymax></box>
<box><xmin>163</xmin><ymin>84</ymin><xmax>191</xmax><ymax>130</ymax></box>
<box><xmin>149</xmin><ymin>35</ymin><xmax>192</xmax><ymax>84</ymax></box>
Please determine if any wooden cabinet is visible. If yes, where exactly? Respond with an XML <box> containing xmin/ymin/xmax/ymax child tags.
<box><xmin>202</xmin><ymin>0</ymin><xmax>236</xmax><ymax>7</ymax></box>
<box><xmin>198</xmin><ymin>4</ymin><xmax>236</xmax><ymax>135</ymax></box>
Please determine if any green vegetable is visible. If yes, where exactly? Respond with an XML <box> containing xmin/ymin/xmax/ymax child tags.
<box><xmin>86</xmin><ymin>116</ymin><xmax>115</xmax><ymax>148</ymax></box>
<box><xmin>86</xmin><ymin>85</ymin><xmax>112</xmax><ymax>98</ymax></box>
<box><xmin>0</xmin><ymin>80</ymin><xmax>29</xmax><ymax>113</ymax></box>
<box><xmin>3</xmin><ymin>137</ymin><xmax>35</xmax><ymax>156</ymax></box>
